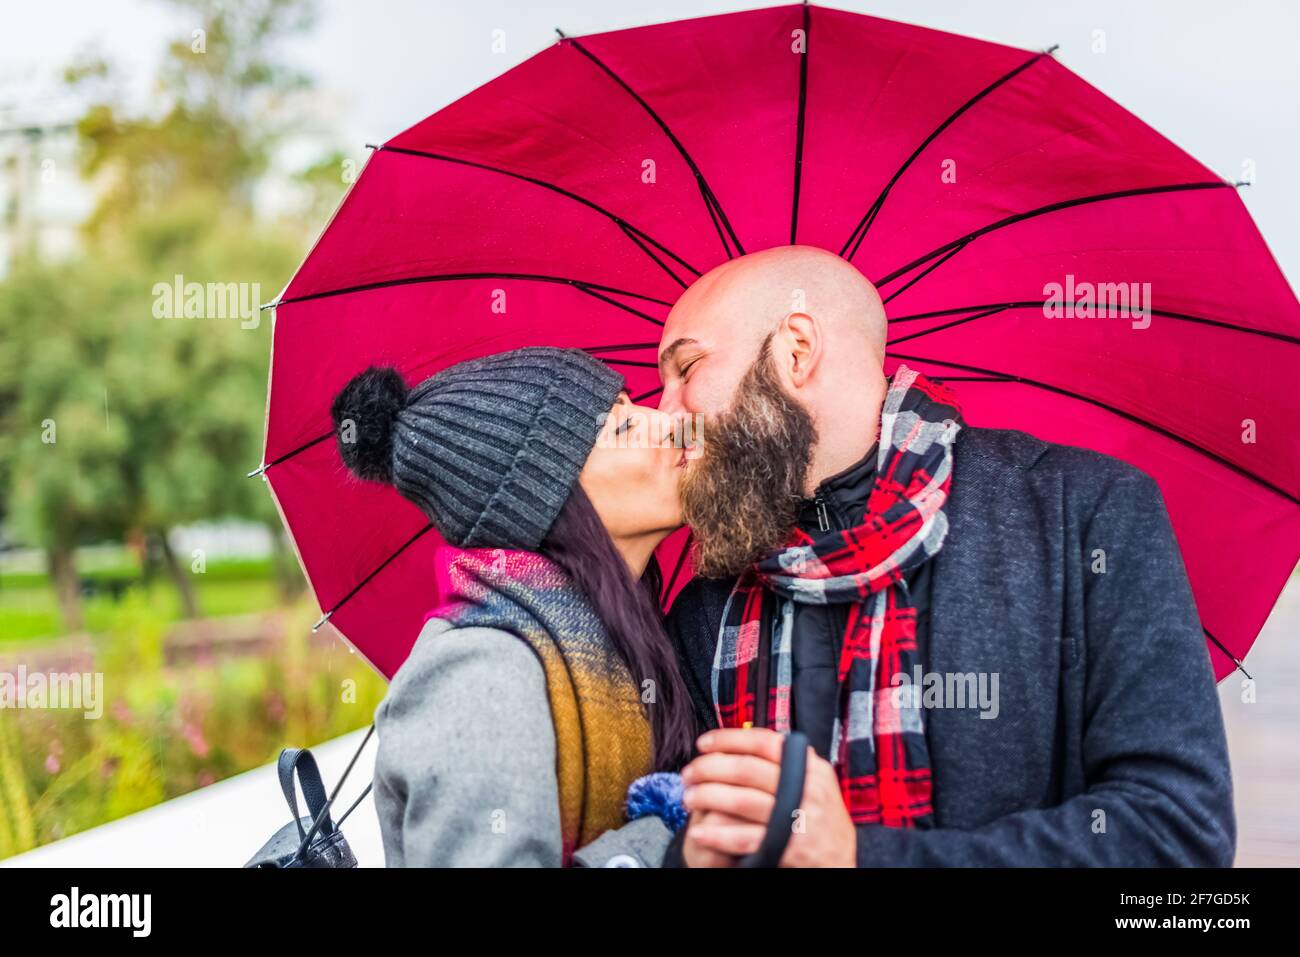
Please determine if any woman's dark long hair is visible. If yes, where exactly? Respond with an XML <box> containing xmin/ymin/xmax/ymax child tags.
<box><xmin>539</xmin><ymin>485</ymin><xmax>696</xmax><ymax>770</ymax></box>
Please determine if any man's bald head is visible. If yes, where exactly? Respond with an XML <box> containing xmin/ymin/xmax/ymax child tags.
<box><xmin>658</xmin><ymin>245</ymin><xmax>888</xmax><ymax>423</ymax></box>
<box><xmin>668</xmin><ymin>245</ymin><xmax>886</xmax><ymax>365</ymax></box>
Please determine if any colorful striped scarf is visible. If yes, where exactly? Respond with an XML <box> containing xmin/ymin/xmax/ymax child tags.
<box><xmin>711</xmin><ymin>365</ymin><xmax>962</xmax><ymax>827</ymax></box>
<box><xmin>426</xmin><ymin>547</ymin><xmax>652</xmax><ymax>863</ymax></box>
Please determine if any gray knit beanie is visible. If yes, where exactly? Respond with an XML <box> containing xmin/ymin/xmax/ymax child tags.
<box><xmin>330</xmin><ymin>347</ymin><xmax>625</xmax><ymax>549</ymax></box>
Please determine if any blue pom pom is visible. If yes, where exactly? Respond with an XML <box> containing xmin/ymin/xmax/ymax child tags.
<box><xmin>625</xmin><ymin>772</ymin><xmax>688</xmax><ymax>833</ymax></box>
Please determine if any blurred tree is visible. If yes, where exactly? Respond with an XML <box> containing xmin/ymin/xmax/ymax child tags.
<box><xmin>74</xmin><ymin>0</ymin><xmax>316</xmax><ymax>238</ymax></box>
<box><xmin>0</xmin><ymin>0</ymin><xmax>335</xmax><ymax>628</ymax></box>
<box><xmin>294</xmin><ymin>149</ymin><xmax>355</xmax><ymax>225</ymax></box>
<box><xmin>0</xmin><ymin>256</ymin><xmax>133</xmax><ymax>629</ymax></box>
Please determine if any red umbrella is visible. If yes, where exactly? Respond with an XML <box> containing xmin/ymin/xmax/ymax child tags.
<box><xmin>258</xmin><ymin>3</ymin><xmax>1300</xmax><ymax>682</ymax></box>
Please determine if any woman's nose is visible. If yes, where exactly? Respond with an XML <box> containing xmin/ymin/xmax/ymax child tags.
<box><xmin>654</xmin><ymin>410</ymin><xmax>682</xmax><ymax>448</ymax></box>
<box><xmin>633</xmin><ymin>406</ymin><xmax>679</xmax><ymax>447</ymax></box>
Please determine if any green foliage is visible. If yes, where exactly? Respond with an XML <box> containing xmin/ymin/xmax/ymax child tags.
<box><xmin>0</xmin><ymin>598</ymin><xmax>386</xmax><ymax>858</ymax></box>
<box><xmin>294</xmin><ymin>149</ymin><xmax>356</xmax><ymax>224</ymax></box>
<box><xmin>0</xmin><ymin>0</ymin><xmax>375</xmax><ymax>856</ymax></box>
<box><xmin>0</xmin><ymin>0</ymin><xmax>339</xmax><ymax>628</ymax></box>
<box><xmin>73</xmin><ymin>0</ymin><xmax>317</xmax><ymax>238</ymax></box>
<box><xmin>0</xmin><ymin>219</ymin><xmax>297</xmax><ymax>542</ymax></box>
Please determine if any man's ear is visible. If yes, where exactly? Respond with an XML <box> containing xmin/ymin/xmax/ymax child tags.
<box><xmin>780</xmin><ymin>311</ymin><xmax>821</xmax><ymax>388</ymax></box>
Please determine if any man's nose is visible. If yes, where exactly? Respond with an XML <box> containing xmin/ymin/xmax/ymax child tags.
<box><xmin>656</xmin><ymin>388</ymin><xmax>684</xmax><ymax>418</ymax></box>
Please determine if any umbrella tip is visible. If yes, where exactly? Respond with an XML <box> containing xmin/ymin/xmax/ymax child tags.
<box><xmin>246</xmin><ymin>463</ymin><xmax>268</xmax><ymax>478</ymax></box>
<box><xmin>259</xmin><ymin>300</ymin><xmax>278</xmax><ymax>311</ymax></box>
<box><xmin>1233</xmin><ymin>179</ymin><xmax>1252</xmax><ymax>188</ymax></box>
<box><xmin>555</xmin><ymin>27</ymin><xmax>567</xmax><ymax>39</ymax></box>
<box><xmin>1044</xmin><ymin>43</ymin><xmax>1060</xmax><ymax>55</ymax></box>
<box><xmin>312</xmin><ymin>610</ymin><xmax>333</xmax><ymax>633</ymax></box>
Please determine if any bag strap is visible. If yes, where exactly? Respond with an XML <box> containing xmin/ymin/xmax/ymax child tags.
<box><xmin>277</xmin><ymin>747</ymin><xmax>337</xmax><ymax>843</ymax></box>
<box><xmin>738</xmin><ymin>731</ymin><xmax>810</xmax><ymax>868</ymax></box>
<box><xmin>292</xmin><ymin>724</ymin><xmax>376</xmax><ymax>860</ymax></box>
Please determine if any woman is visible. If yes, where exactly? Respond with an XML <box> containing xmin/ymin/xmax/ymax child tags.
<box><xmin>330</xmin><ymin>346</ymin><xmax>696</xmax><ymax>867</ymax></box>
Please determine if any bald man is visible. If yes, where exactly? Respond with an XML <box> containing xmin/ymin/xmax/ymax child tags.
<box><xmin>657</xmin><ymin>245</ymin><xmax>1233</xmax><ymax>868</ymax></box>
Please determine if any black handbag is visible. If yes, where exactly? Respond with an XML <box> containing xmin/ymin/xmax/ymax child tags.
<box><xmin>244</xmin><ymin>725</ymin><xmax>374</xmax><ymax>868</ymax></box>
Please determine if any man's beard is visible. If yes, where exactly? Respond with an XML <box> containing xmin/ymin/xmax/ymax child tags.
<box><xmin>679</xmin><ymin>335</ymin><xmax>816</xmax><ymax>579</ymax></box>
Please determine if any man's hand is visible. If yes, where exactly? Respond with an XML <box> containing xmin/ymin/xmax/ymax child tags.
<box><xmin>680</xmin><ymin>728</ymin><xmax>856</xmax><ymax>867</ymax></box>
<box><xmin>681</xmin><ymin>809</ymin><xmax>744</xmax><ymax>868</ymax></box>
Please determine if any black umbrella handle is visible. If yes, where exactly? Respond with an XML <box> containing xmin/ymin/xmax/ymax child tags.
<box><xmin>738</xmin><ymin>731</ymin><xmax>810</xmax><ymax>868</ymax></box>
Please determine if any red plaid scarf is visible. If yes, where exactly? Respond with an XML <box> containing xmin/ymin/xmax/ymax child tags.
<box><xmin>711</xmin><ymin>365</ymin><xmax>962</xmax><ymax>827</ymax></box>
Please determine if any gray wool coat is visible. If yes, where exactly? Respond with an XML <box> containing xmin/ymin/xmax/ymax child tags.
<box><xmin>372</xmin><ymin>616</ymin><xmax>671</xmax><ymax>868</ymax></box>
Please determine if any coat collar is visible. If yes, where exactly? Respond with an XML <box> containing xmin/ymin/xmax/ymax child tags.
<box><xmin>795</xmin><ymin>442</ymin><xmax>880</xmax><ymax>532</ymax></box>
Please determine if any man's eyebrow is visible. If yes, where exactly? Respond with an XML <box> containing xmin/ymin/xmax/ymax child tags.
<box><xmin>658</xmin><ymin>337</ymin><xmax>699</xmax><ymax>371</ymax></box>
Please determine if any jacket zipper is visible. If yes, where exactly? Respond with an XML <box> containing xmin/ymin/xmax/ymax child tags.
<box><xmin>814</xmin><ymin>494</ymin><xmax>831</xmax><ymax>532</ymax></box>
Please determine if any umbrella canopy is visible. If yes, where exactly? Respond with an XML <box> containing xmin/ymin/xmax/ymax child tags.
<box><xmin>260</xmin><ymin>3</ymin><xmax>1300</xmax><ymax>682</ymax></box>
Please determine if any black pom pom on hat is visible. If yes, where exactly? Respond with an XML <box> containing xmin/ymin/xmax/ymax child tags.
<box><xmin>331</xmin><ymin>366</ymin><xmax>409</xmax><ymax>485</ymax></box>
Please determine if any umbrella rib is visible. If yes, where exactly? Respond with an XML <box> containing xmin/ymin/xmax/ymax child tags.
<box><xmin>889</xmin><ymin>350</ymin><xmax>1300</xmax><ymax>506</ymax></box>
<box><xmin>313</xmin><ymin>523</ymin><xmax>436</xmax><ymax>630</ymax></box>
<box><xmin>272</xmin><ymin>272</ymin><xmax>675</xmax><ymax>311</ymax></box>
<box><xmin>700</xmin><ymin>189</ymin><xmax>737</xmax><ymax>259</ymax></box>
<box><xmin>254</xmin><ymin>429</ymin><xmax>333</xmax><ymax>475</ymax></box>
<box><xmin>790</xmin><ymin>0</ymin><xmax>811</xmax><ymax>245</ymax></box>
<box><xmin>582</xmin><ymin>341</ymin><xmax>661</xmax><ymax>354</ymax></box>
<box><xmin>615</xmin><ymin>222</ymin><xmax>690</xmax><ymax>288</ymax></box>
<box><xmin>840</xmin><ymin>48</ymin><xmax>1053</xmax><ymax>260</ymax></box>
<box><xmin>927</xmin><ymin>374</ymin><xmax>1018</xmax><ymax>384</ymax></box>
<box><xmin>562</xmin><ymin>36</ymin><xmax>746</xmax><ymax>259</ymax></box>
<box><xmin>881</xmin><ymin>241</ymin><xmax>971</xmax><ymax>305</ymax></box>
<box><xmin>632</xmin><ymin>385</ymin><xmax>664</xmax><ymax>404</ymax></box>
<box><xmin>887</xmin><ymin>303</ymin><xmax>1015</xmax><ymax>345</ymax></box>
<box><xmin>888</xmin><ymin>300</ymin><xmax>1300</xmax><ymax>347</ymax></box>
<box><xmin>873</xmin><ymin>181</ymin><xmax>1233</xmax><ymax>292</ymax></box>
<box><xmin>1204</xmin><ymin>627</ymin><xmax>1251</xmax><ymax>679</ymax></box>
<box><xmin>572</xmin><ymin>283</ymin><xmax>665</xmax><ymax>326</ymax></box>
<box><xmin>599</xmin><ymin>358</ymin><xmax>659</xmax><ymax>369</ymax></box>
<box><xmin>374</xmin><ymin>144</ymin><xmax>700</xmax><ymax>284</ymax></box>
<box><xmin>247</xmin><ymin>431</ymin><xmax>333</xmax><ymax>477</ymax></box>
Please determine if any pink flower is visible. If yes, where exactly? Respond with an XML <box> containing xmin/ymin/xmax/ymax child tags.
<box><xmin>183</xmin><ymin>722</ymin><xmax>210</xmax><ymax>759</ymax></box>
<box><xmin>265</xmin><ymin>692</ymin><xmax>285</xmax><ymax>722</ymax></box>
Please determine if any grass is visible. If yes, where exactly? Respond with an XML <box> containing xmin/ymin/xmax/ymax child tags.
<box><xmin>0</xmin><ymin>558</ymin><xmax>282</xmax><ymax>644</ymax></box>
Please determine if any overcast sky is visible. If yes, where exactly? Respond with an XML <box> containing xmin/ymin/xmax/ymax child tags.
<box><xmin>4</xmin><ymin>0</ymin><xmax>1298</xmax><ymax>280</ymax></box>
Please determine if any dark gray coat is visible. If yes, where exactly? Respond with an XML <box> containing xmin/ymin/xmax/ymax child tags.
<box><xmin>666</xmin><ymin>427</ymin><xmax>1236</xmax><ymax>866</ymax></box>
